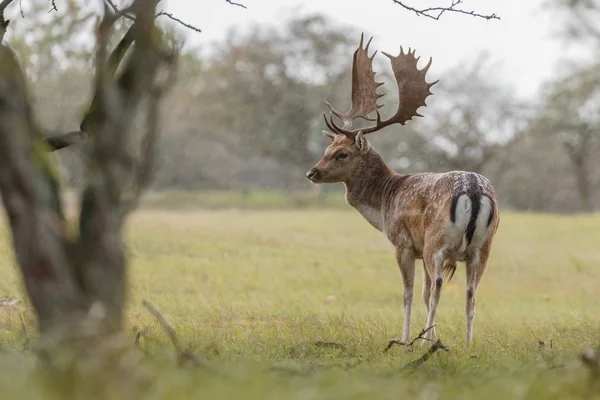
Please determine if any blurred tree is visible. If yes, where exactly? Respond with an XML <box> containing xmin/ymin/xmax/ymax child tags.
<box><xmin>548</xmin><ymin>0</ymin><xmax>600</xmax><ymax>53</ymax></box>
<box><xmin>533</xmin><ymin>65</ymin><xmax>600</xmax><ymax>211</ymax></box>
<box><xmin>164</xmin><ymin>15</ymin><xmax>358</xmax><ymax>187</ymax></box>
<box><xmin>4</xmin><ymin>0</ymin><xmax>131</xmax><ymax>80</ymax></box>
<box><xmin>372</xmin><ymin>55</ymin><xmax>524</xmax><ymax>182</ymax></box>
<box><xmin>0</xmin><ymin>0</ymin><xmax>178</xmax><ymax>391</ymax></box>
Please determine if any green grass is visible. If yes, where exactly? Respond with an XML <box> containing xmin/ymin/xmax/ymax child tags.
<box><xmin>1</xmin><ymin>206</ymin><xmax>600</xmax><ymax>399</ymax></box>
<box><xmin>139</xmin><ymin>189</ymin><xmax>348</xmax><ymax>210</ymax></box>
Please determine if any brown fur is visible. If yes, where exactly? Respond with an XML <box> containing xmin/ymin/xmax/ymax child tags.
<box><xmin>308</xmin><ymin>133</ymin><xmax>500</xmax><ymax>344</ymax></box>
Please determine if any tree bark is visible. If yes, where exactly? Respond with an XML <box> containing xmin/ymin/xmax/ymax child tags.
<box><xmin>0</xmin><ymin>0</ymin><xmax>174</xmax><ymax>347</ymax></box>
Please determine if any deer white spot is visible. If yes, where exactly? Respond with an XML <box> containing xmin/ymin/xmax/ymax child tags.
<box><xmin>447</xmin><ymin>194</ymin><xmax>471</xmax><ymax>250</ymax></box>
<box><xmin>470</xmin><ymin>195</ymin><xmax>494</xmax><ymax>247</ymax></box>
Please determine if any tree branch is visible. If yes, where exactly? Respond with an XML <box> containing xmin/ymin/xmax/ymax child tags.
<box><xmin>391</xmin><ymin>0</ymin><xmax>500</xmax><ymax>20</ymax></box>
<box><xmin>403</xmin><ymin>339</ymin><xmax>449</xmax><ymax>369</ymax></box>
<box><xmin>156</xmin><ymin>11</ymin><xmax>201</xmax><ymax>33</ymax></box>
<box><xmin>225</xmin><ymin>0</ymin><xmax>247</xmax><ymax>9</ymax></box>
<box><xmin>143</xmin><ymin>300</ymin><xmax>220</xmax><ymax>372</ymax></box>
<box><xmin>384</xmin><ymin>325</ymin><xmax>435</xmax><ymax>352</ymax></box>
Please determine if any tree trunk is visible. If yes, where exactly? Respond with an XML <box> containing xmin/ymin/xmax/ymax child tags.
<box><xmin>572</xmin><ymin>155</ymin><xmax>594</xmax><ymax>212</ymax></box>
<box><xmin>0</xmin><ymin>0</ymin><xmax>172</xmax><ymax>372</ymax></box>
<box><xmin>564</xmin><ymin>128</ymin><xmax>594</xmax><ymax>213</ymax></box>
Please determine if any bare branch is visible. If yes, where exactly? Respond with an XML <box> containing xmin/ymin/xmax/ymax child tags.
<box><xmin>142</xmin><ymin>300</ymin><xmax>184</xmax><ymax>355</ymax></box>
<box><xmin>384</xmin><ymin>325</ymin><xmax>435</xmax><ymax>353</ymax></box>
<box><xmin>142</xmin><ymin>300</ymin><xmax>220</xmax><ymax>372</ymax></box>
<box><xmin>156</xmin><ymin>11</ymin><xmax>201</xmax><ymax>33</ymax></box>
<box><xmin>225</xmin><ymin>0</ymin><xmax>247</xmax><ymax>9</ymax></box>
<box><xmin>403</xmin><ymin>339</ymin><xmax>449</xmax><ymax>369</ymax></box>
<box><xmin>105</xmin><ymin>0</ymin><xmax>135</xmax><ymax>21</ymax></box>
<box><xmin>391</xmin><ymin>0</ymin><xmax>500</xmax><ymax>21</ymax></box>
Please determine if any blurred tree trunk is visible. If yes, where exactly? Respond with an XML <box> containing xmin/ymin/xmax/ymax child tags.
<box><xmin>564</xmin><ymin>126</ymin><xmax>594</xmax><ymax>212</ymax></box>
<box><xmin>0</xmin><ymin>0</ymin><xmax>175</xmax><ymax>373</ymax></box>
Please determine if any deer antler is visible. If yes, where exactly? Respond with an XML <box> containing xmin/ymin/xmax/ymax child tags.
<box><xmin>324</xmin><ymin>35</ymin><xmax>437</xmax><ymax>139</ymax></box>
<box><xmin>326</xmin><ymin>33</ymin><xmax>384</xmax><ymax>128</ymax></box>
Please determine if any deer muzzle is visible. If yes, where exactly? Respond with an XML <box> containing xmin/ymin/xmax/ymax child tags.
<box><xmin>306</xmin><ymin>168</ymin><xmax>322</xmax><ymax>182</ymax></box>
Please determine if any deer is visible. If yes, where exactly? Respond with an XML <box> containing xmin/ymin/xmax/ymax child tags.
<box><xmin>306</xmin><ymin>34</ymin><xmax>500</xmax><ymax>346</ymax></box>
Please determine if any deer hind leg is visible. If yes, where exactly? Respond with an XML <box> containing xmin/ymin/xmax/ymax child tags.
<box><xmin>421</xmin><ymin>263</ymin><xmax>436</xmax><ymax>342</ymax></box>
<box><xmin>395</xmin><ymin>247</ymin><xmax>416</xmax><ymax>342</ymax></box>
<box><xmin>465</xmin><ymin>242</ymin><xmax>490</xmax><ymax>345</ymax></box>
<box><xmin>423</xmin><ymin>244</ymin><xmax>446</xmax><ymax>342</ymax></box>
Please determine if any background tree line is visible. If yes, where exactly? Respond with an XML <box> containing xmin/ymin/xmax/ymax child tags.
<box><xmin>10</xmin><ymin>0</ymin><xmax>600</xmax><ymax>213</ymax></box>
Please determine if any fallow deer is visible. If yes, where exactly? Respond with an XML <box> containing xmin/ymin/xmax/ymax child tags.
<box><xmin>306</xmin><ymin>34</ymin><xmax>500</xmax><ymax>345</ymax></box>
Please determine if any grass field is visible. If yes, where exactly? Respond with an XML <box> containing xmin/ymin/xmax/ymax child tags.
<box><xmin>1</xmin><ymin>200</ymin><xmax>600</xmax><ymax>399</ymax></box>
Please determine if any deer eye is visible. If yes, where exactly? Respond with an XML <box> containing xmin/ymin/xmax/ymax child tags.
<box><xmin>337</xmin><ymin>152</ymin><xmax>348</xmax><ymax>160</ymax></box>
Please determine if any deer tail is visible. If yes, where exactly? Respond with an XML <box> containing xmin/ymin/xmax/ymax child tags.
<box><xmin>442</xmin><ymin>260</ymin><xmax>457</xmax><ymax>282</ymax></box>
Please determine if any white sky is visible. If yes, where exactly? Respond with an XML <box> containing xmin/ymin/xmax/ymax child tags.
<box><xmin>164</xmin><ymin>0</ymin><xmax>578</xmax><ymax>100</ymax></box>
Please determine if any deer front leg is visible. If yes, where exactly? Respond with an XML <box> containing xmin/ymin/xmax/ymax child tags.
<box><xmin>395</xmin><ymin>247</ymin><xmax>416</xmax><ymax>342</ymax></box>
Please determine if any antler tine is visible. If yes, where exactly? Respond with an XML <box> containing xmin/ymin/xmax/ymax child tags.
<box><xmin>325</xmin><ymin>33</ymin><xmax>385</xmax><ymax>136</ymax></box>
<box><xmin>365</xmin><ymin>35</ymin><xmax>373</xmax><ymax>52</ymax></box>
<box><xmin>327</xmin><ymin>43</ymin><xmax>436</xmax><ymax>137</ymax></box>
<box><xmin>323</xmin><ymin>112</ymin><xmax>351</xmax><ymax>136</ymax></box>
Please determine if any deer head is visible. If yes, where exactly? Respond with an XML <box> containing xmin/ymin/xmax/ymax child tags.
<box><xmin>306</xmin><ymin>34</ymin><xmax>437</xmax><ymax>184</ymax></box>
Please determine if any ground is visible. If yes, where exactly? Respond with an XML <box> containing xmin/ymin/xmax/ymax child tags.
<box><xmin>1</xmin><ymin>193</ymin><xmax>600</xmax><ymax>399</ymax></box>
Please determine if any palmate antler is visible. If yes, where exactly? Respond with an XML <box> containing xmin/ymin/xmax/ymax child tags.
<box><xmin>324</xmin><ymin>34</ymin><xmax>438</xmax><ymax>139</ymax></box>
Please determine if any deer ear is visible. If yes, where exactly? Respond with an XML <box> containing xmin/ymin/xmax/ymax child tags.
<box><xmin>322</xmin><ymin>130</ymin><xmax>336</xmax><ymax>143</ymax></box>
<box><xmin>355</xmin><ymin>131</ymin><xmax>370</xmax><ymax>153</ymax></box>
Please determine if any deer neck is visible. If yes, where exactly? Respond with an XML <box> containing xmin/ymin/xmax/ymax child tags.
<box><xmin>343</xmin><ymin>150</ymin><xmax>395</xmax><ymax>231</ymax></box>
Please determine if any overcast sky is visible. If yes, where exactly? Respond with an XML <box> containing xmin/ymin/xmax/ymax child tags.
<box><xmin>163</xmin><ymin>0</ymin><xmax>582</xmax><ymax>100</ymax></box>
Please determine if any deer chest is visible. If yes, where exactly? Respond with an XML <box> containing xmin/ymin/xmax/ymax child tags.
<box><xmin>354</xmin><ymin>203</ymin><xmax>384</xmax><ymax>232</ymax></box>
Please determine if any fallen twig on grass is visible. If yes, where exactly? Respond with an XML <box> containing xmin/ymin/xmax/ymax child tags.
<box><xmin>384</xmin><ymin>325</ymin><xmax>435</xmax><ymax>353</ymax></box>
<box><xmin>314</xmin><ymin>341</ymin><xmax>348</xmax><ymax>350</ymax></box>
<box><xmin>403</xmin><ymin>339</ymin><xmax>449</xmax><ymax>369</ymax></box>
<box><xmin>142</xmin><ymin>300</ymin><xmax>223</xmax><ymax>376</ymax></box>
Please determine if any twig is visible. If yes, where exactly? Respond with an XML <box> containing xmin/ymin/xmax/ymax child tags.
<box><xmin>142</xmin><ymin>300</ymin><xmax>222</xmax><ymax>374</ymax></box>
<box><xmin>105</xmin><ymin>0</ymin><xmax>135</xmax><ymax>21</ymax></box>
<box><xmin>391</xmin><ymin>0</ymin><xmax>499</xmax><ymax>21</ymax></box>
<box><xmin>156</xmin><ymin>11</ymin><xmax>201</xmax><ymax>33</ymax></box>
<box><xmin>225</xmin><ymin>0</ymin><xmax>247</xmax><ymax>9</ymax></box>
<box><xmin>314</xmin><ymin>341</ymin><xmax>348</xmax><ymax>350</ymax></box>
<box><xmin>403</xmin><ymin>339</ymin><xmax>449</xmax><ymax>369</ymax></box>
<box><xmin>384</xmin><ymin>325</ymin><xmax>435</xmax><ymax>353</ymax></box>
<box><xmin>142</xmin><ymin>300</ymin><xmax>185</xmax><ymax>359</ymax></box>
